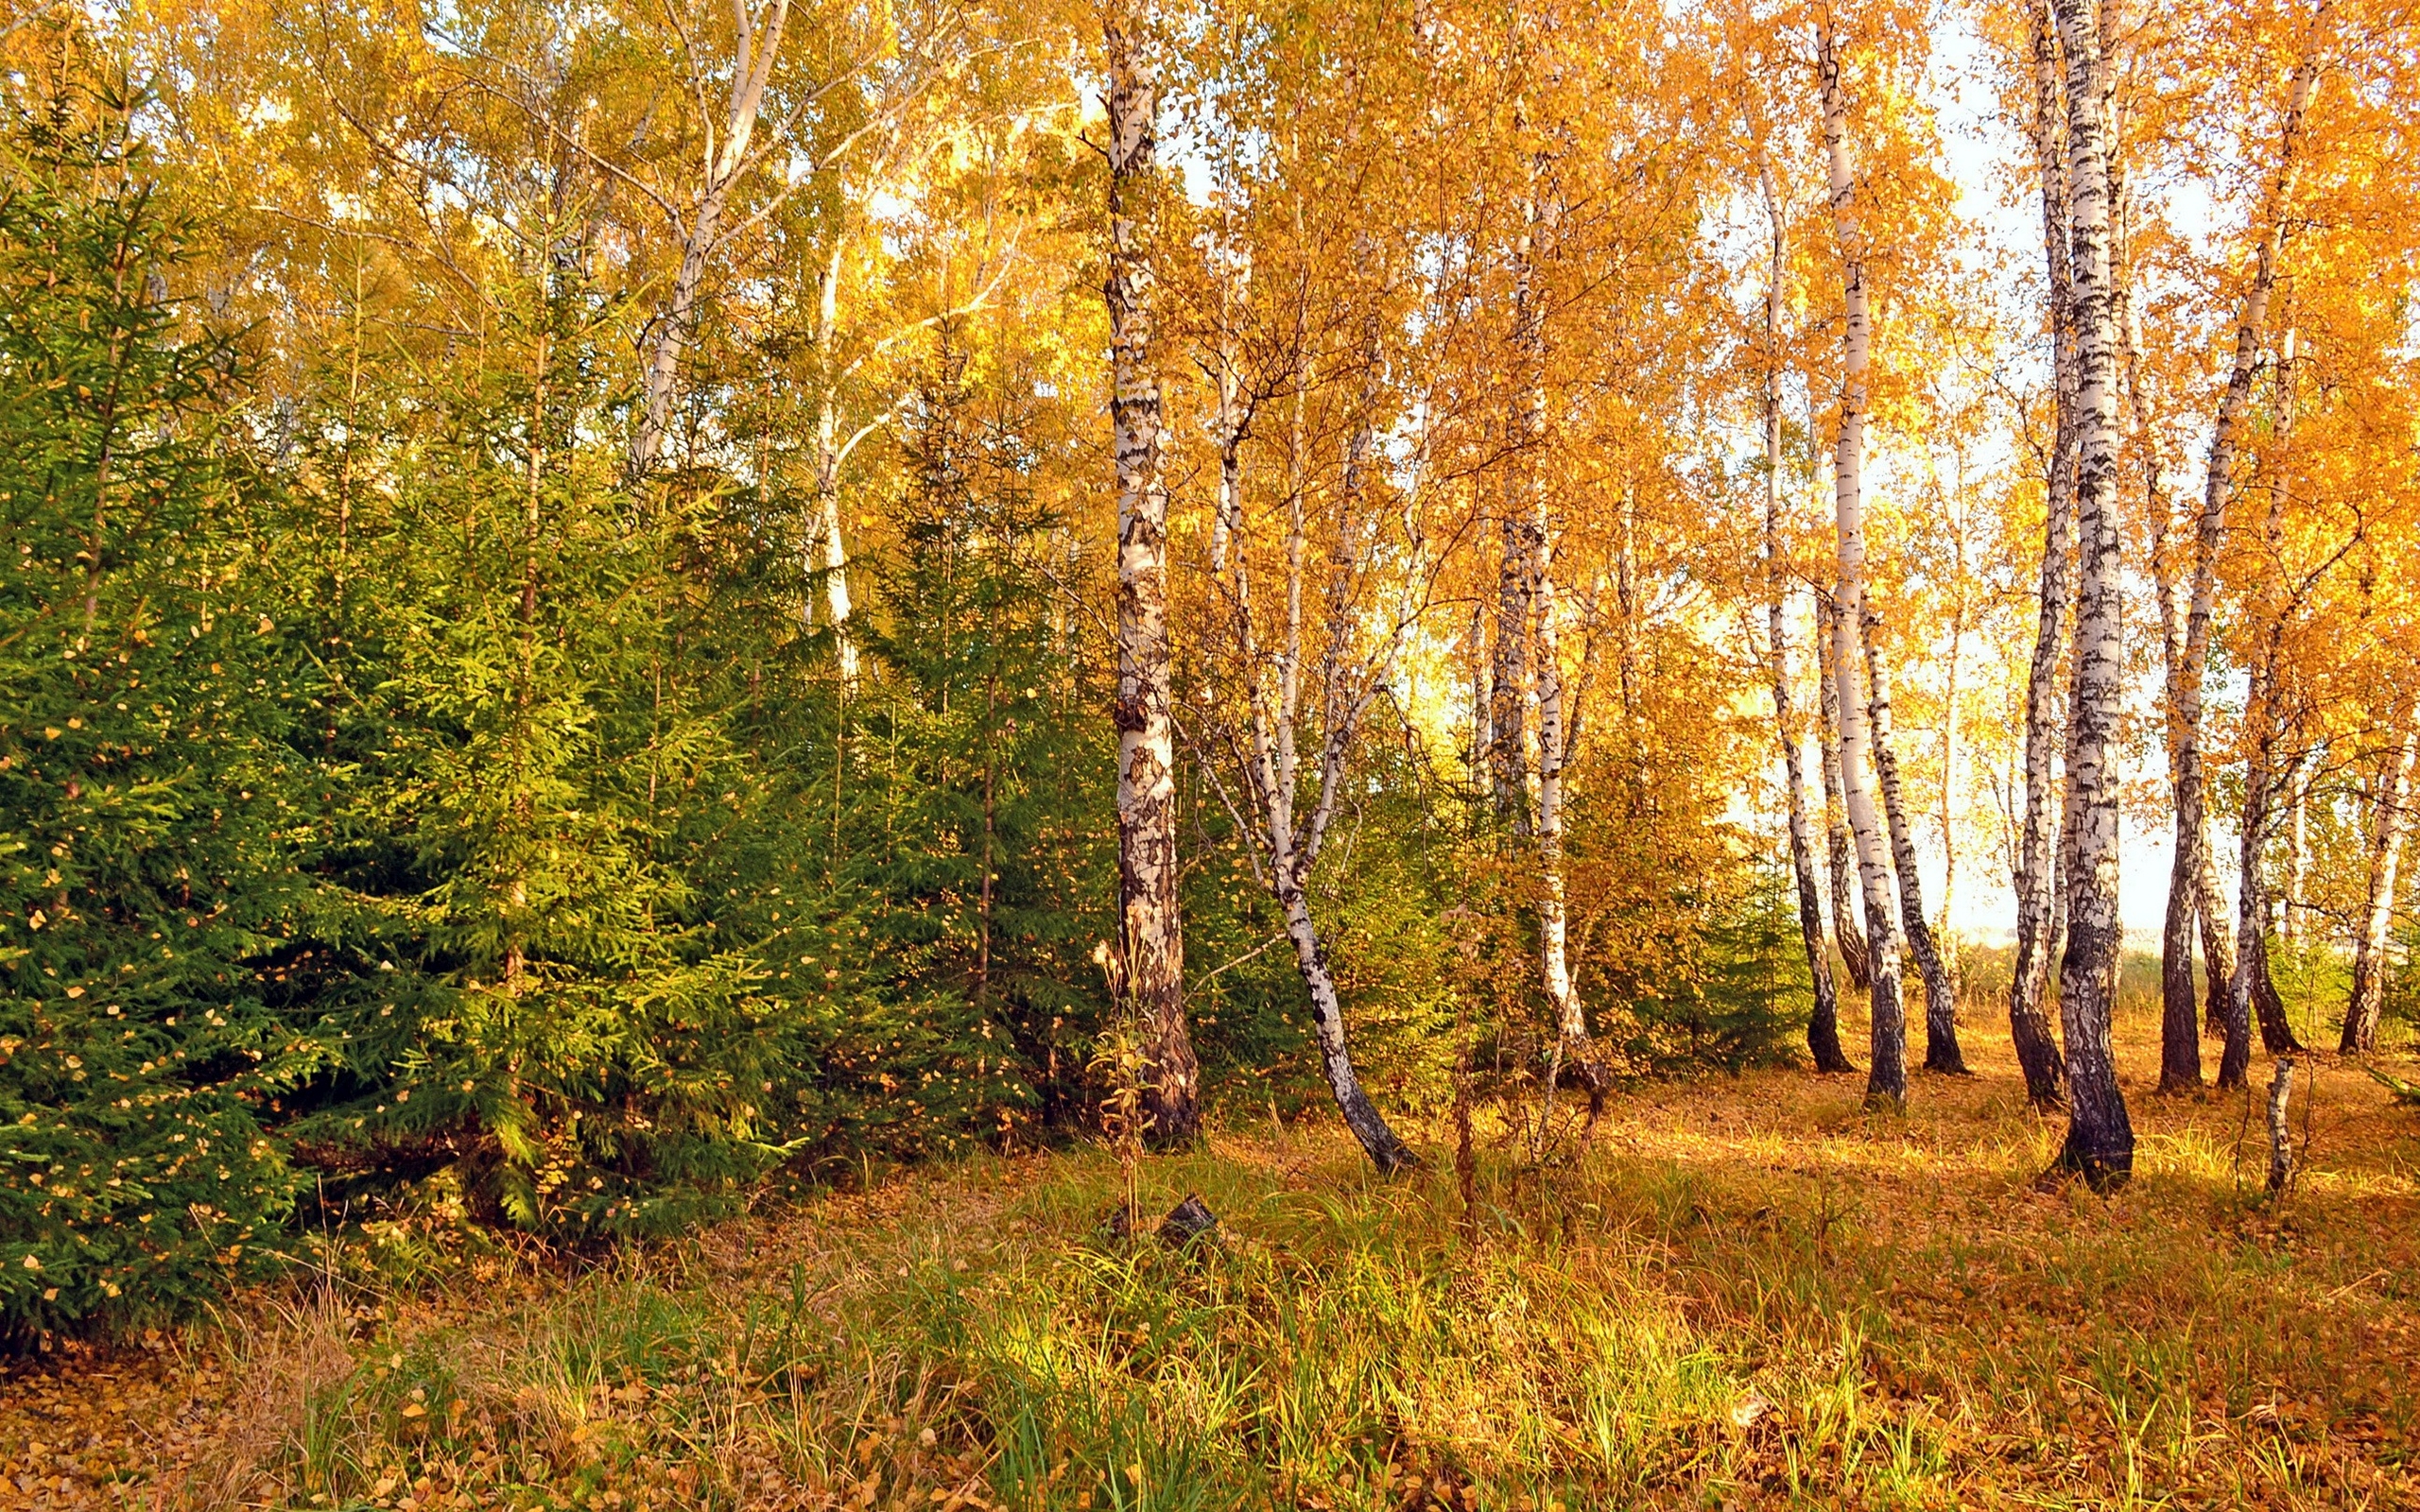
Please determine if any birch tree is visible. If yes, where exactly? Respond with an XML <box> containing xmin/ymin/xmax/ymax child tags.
<box><xmin>1184</xmin><ymin>61</ymin><xmax>1436</xmax><ymax>1167</ymax></box>
<box><xmin>1815</xmin><ymin>593</ymin><xmax>1874</xmax><ymax>992</ymax></box>
<box><xmin>628</xmin><ymin>0</ymin><xmax>792</xmax><ymax>475</ymax></box>
<box><xmin>2344</xmin><ymin>713</ymin><xmax>2418</xmax><ymax>1052</ymax></box>
<box><xmin>1860</xmin><ymin>611</ymin><xmax>1965</xmax><ymax>1074</ymax></box>
<box><xmin>1759</xmin><ymin>160</ymin><xmax>1853</xmax><ymax>1074</ymax></box>
<box><xmin>2221</xmin><ymin>322</ymin><xmax>2319</xmax><ymax>1083</ymax></box>
<box><xmin>1504</xmin><ymin>147</ymin><xmax>1615</xmax><ymax>1118</ymax></box>
<box><xmin>2161</xmin><ymin>46</ymin><xmax>2316</xmax><ymax>1090</ymax></box>
<box><xmin>2007</xmin><ymin>0</ymin><xmax>2070</xmax><ymax>1110</ymax></box>
<box><xmin>1816</xmin><ymin>19</ymin><xmax>1907</xmax><ymax>1107</ymax></box>
<box><xmin>2048</xmin><ymin>0</ymin><xmax>2132</xmax><ymax>1186</ymax></box>
<box><xmin>1104</xmin><ymin>0</ymin><xmax>1199</xmax><ymax>1144</ymax></box>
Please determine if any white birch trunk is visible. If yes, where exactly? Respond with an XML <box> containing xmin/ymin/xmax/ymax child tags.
<box><xmin>1104</xmin><ymin>0</ymin><xmax>1197</xmax><ymax>1143</ymax></box>
<box><xmin>1940</xmin><ymin>585</ymin><xmax>1964</xmax><ymax>1011</ymax></box>
<box><xmin>1862</xmin><ymin>610</ymin><xmax>1965</xmax><ymax>1074</ymax></box>
<box><xmin>1817</xmin><ymin>24</ymin><xmax>1908</xmax><ymax>1107</ymax></box>
<box><xmin>2051</xmin><ymin>0</ymin><xmax>2135</xmax><ymax>1186</ymax></box>
<box><xmin>2344</xmin><ymin>719</ymin><xmax>2418</xmax><ymax>1052</ymax></box>
<box><xmin>1815</xmin><ymin>593</ymin><xmax>1872</xmax><ymax>992</ymax></box>
<box><xmin>1506</xmin><ymin>170</ymin><xmax>1605</xmax><ymax>1118</ymax></box>
<box><xmin>2010</xmin><ymin>0</ymin><xmax>2072</xmax><ymax>1109</ymax></box>
<box><xmin>1759</xmin><ymin>161</ymin><xmax>1852</xmax><ymax>1074</ymax></box>
<box><xmin>631</xmin><ymin>0</ymin><xmax>791</xmax><ymax>475</ymax></box>
<box><xmin>1531</xmin><ymin>510</ymin><xmax>1597</xmax><ymax>1098</ymax></box>
<box><xmin>1490</xmin><ymin>152</ymin><xmax>1545</xmax><ymax>838</ymax></box>
<box><xmin>2187</xmin><ymin>54</ymin><xmax>2316</xmax><ymax>1081</ymax></box>
<box><xmin>2226</xmin><ymin>323</ymin><xmax>2313</xmax><ymax>1079</ymax></box>
<box><xmin>1207</xmin><ymin>269</ymin><xmax>1414</xmax><ymax>1173</ymax></box>
<box><xmin>809</xmin><ymin>247</ymin><xmax>860</xmax><ymax>683</ymax></box>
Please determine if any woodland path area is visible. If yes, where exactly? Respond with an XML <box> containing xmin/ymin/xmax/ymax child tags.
<box><xmin>5</xmin><ymin>1006</ymin><xmax>2418</xmax><ymax>1512</ymax></box>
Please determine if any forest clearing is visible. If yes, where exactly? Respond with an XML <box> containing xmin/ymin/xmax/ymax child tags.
<box><xmin>5</xmin><ymin>996</ymin><xmax>2418</xmax><ymax>1509</ymax></box>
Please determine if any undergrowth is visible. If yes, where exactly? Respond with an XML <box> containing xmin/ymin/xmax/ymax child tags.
<box><xmin>5</xmin><ymin>1016</ymin><xmax>2418</xmax><ymax>1510</ymax></box>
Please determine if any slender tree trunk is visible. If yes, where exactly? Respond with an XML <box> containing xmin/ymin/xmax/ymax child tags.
<box><xmin>1761</xmin><ymin>163</ymin><xmax>1852</xmax><ymax>1074</ymax></box>
<box><xmin>2010</xmin><ymin>0</ymin><xmax>2071</xmax><ymax>1110</ymax></box>
<box><xmin>505</xmin><ymin>320</ymin><xmax>550</xmax><ymax>995</ymax></box>
<box><xmin>1941</xmin><ymin>588</ymin><xmax>1964</xmax><ymax>1010</ymax></box>
<box><xmin>1489</xmin><ymin>501</ymin><xmax>1534</xmax><ymax>835</ymax></box>
<box><xmin>1104</xmin><ymin>0</ymin><xmax>1198</xmax><ymax>1145</ymax></box>
<box><xmin>2226</xmin><ymin>770</ymin><xmax>2289</xmax><ymax>1086</ymax></box>
<box><xmin>2150</xmin><ymin>459</ymin><xmax>2208</xmax><ymax>1089</ymax></box>
<box><xmin>2345</xmin><ymin>719</ymin><xmax>2418</xmax><ymax>1052</ymax></box>
<box><xmin>811</xmin><ymin>248</ymin><xmax>860</xmax><ymax>683</ymax></box>
<box><xmin>2284</xmin><ymin>769</ymin><xmax>2308</xmax><ymax>946</ymax></box>
<box><xmin>976</xmin><ymin>669</ymin><xmax>998</xmax><ymax>1004</ymax></box>
<box><xmin>2190</xmin><ymin>52</ymin><xmax>2316</xmax><ymax>1074</ymax></box>
<box><xmin>1506</xmin><ymin>164</ymin><xmax>1606</xmax><ymax>1120</ymax></box>
<box><xmin>1209</xmin><ymin>278</ymin><xmax>1412</xmax><ymax>1174</ymax></box>
<box><xmin>2152</xmin><ymin>550</ymin><xmax>2205</xmax><ymax>1089</ymax></box>
<box><xmin>1816</xmin><ymin>593</ymin><xmax>1873</xmax><ymax>992</ymax></box>
<box><xmin>630</xmin><ymin>0</ymin><xmax>790</xmax><ymax>475</ymax></box>
<box><xmin>815</xmin><ymin>399</ymin><xmax>858</xmax><ymax>684</ymax></box>
<box><xmin>1818</xmin><ymin>24</ymin><xmax>1907</xmax><ymax>1108</ymax></box>
<box><xmin>1533</xmin><ymin>506</ymin><xmax>1605</xmax><ymax>1109</ymax></box>
<box><xmin>1776</xmin><ymin>620</ymin><xmax>1852</xmax><ymax>1075</ymax></box>
<box><xmin>2115</xmin><ymin>29</ymin><xmax>2200</xmax><ymax>1094</ymax></box>
<box><xmin>2227</xmin><ymin>325</ymin><xmax>2311</xmax><ymax>1074</ymax></box>
<box><xmin>2265</xmin><ymin>1058</ymin><xmax>2296</xmax><ymax>1195</ymax></box>
<box><xmin>1490</xmin><ymin>314</ymin><xmax>1538</xmax><ymax>833</ymax></box>
<box><xmin>1862</xmin><ymin>615</ymin><xmax>1965</xmax><ymax>1073</ymax></box>
<box><xmin>2050</xmin><ymin>0</ymin><xmax>2134</xmax><ymax>1187</ymax></box>
<box><xmin>2049</xmin><ymin>796</ymin><xmax>2073</xmax><ymax>988</ymax></box>
<box><xmin>1275</xmin><ymin>878</ymin><xmax>1412</xmax><ymax>1169</ymax></box>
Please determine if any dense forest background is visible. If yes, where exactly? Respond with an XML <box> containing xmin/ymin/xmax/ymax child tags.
<box><xmin>2</xmin><ymin>0</ymin><xmax>2414</xmax><ymax>1341</ymax></box>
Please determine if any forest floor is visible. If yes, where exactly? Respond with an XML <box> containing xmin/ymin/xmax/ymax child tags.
<box><xmin>6</xmin><ymin>998</ymin><xmax>2420</xmax><ymax>1511</ymax></box>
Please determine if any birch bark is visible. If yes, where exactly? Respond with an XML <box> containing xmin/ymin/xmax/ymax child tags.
<box><xmin>1761</xmin><ymin>163</ymin><xmax>1853</xmax><ymax>1074</ymax></box>
<box><xmin>808</xmin><ymin>248</ymin><xmax>861</xmax><ymax>683</ymax></box>
<box><xmin>631</xmin><ymin>0</ymin><xmax>791</xmax><ymax>475</ymax></box>
<box><xmin>1490</xmin><ymin>171</ymin><xmax>1544</xmax><ymax>838</ymax></box>
<box><xmin>2225</xmin><ymin>324</ymin><xmax>2310</xmax><ymax>1081</ymax></box>
<box><xmin>1104</xmin><ymin>0</ymin><xmax>1199</xmax><ymax>1144</ymax></box>
<box><xmin>1817</xmin><ymin>24</ymin><xmax>1908</xmax><ymax>1107</ymax></box>
<box><xmin>1816</xmin><ymin>593</ymin><xmax>1873</xmax><ymax>992</ymax></box>
<box><xmin>1504</xmin><ymin>167</ymin><xmax>1606</xmax><ymax>1117</ymax></box>
<box><xmin>2185</xmin><ymin>51</ymin><xmax>2315</xmax><ymax>1081</ymax></box>
<box><xmin>2344</xmin><ymin>718</ymin><xmax>2418</xmax><ymax>1052</ymax></box>
<box><xmin>1209</xmin><ymin>307</ymin><xmax>1419</xmax><ymax>1173</ymax></box>
<box><xmin>1941</xmin><ymin>568</ymin><xmax>1964</xmax><ymax>1011</ymax></box>
<box><xmin>2010</xmin><ymin>0</ymin><xmax>2071</xmax><ymax>1109</ymax></box>
<box><xmin>1532</xmin><ymin>493</ymin><xmax>1605</xmax><ymax>1108</ymax></box>
<box><xmin>2051</xmin><ymin>0</ymin><xmax>2135</xmax><ymax>1186</ymax></box>
<box><xmin>2284</xmin><ymin>768</ymin><xmax>2307</xmax><ymax>946</ymax></box>
<box><xmin>1862</xmin><ymin>615</ymin><xmax>1965</xmax><ymax>1074</ymax></box>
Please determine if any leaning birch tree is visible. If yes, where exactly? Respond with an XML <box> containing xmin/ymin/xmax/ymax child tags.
<box><xmin>1860</xmin><ymin>613</ymin><xmax>1966</xmax><ymax>1074</ymax></box>
<box><xmin>1202</xmin><ymin>308</ymin><xmax>1425</xmax><ymax>1173</ymax></box>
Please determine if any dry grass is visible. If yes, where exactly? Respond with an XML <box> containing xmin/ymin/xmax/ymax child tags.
<box><xmin>5</xmin><ymin>995</ymin><xmax>2419</xmax><ymax>1511</ymax></box>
